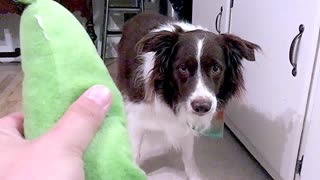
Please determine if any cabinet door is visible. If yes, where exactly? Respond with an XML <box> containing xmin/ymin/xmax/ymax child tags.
<box><xmin>225</xmin><ymin>1</ymin><xmax>320</xmax><ymax>180</ymax></box>
<box><xmin>192</xmin><ymin>0</ymin><xmax>230</xmax><ymax>34</ymax></box>
<box><xmin>299</xmin><ymin>56</ymin><xmax>320</xmax><ymax>180</ymax></box>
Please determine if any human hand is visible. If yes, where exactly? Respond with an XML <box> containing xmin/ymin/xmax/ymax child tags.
<box><xmin>0</xmin><ymin>85</ymin><xmax>112</xmax><ymax>180</ymax></box>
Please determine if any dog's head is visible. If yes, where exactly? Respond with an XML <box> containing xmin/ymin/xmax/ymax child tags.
<box><xmin>136</xmin><ymin>29</ymin><xmax>260</xmax><ymax>134</ymax></box>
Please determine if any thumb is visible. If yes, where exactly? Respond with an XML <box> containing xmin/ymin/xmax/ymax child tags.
<box><xmin>0</xmin><ymin>112</ymin><xmax>24</xmax><ymax>137</ymax></box>
<box><xmin>47</xmin><ymin>85</ymin><xmax>112</xmax><ymax>155</ymax></box>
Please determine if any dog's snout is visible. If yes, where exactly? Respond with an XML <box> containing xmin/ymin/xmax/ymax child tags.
<box><xmin>191</xmin><ymin>99</ymin><xmax>212</xmax><ymax>116</ymax></box>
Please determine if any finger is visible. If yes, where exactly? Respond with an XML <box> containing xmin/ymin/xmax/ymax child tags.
<box><xmin>0</xmin><ymin>112</ymin><xmax>24</xmax><ymax>137</ymax></box>
<box><xmin>47</xmin><ymin>85</ymin><xmax>112</xmax><ymax>155</ymax></box>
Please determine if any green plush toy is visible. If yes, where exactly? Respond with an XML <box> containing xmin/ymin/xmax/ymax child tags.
<box><xmin>19</xmin><ymin>0</ymin><xmax>146</xmax><ymax>179</ymax></box>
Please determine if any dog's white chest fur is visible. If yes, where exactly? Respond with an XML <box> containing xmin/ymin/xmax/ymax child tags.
<box><xmin>125</xmin><ymin>99</ymin><xmax>204</xmax><ymax>180</ymax></box>
<box><xmin>125</xmin><ymin>100</ymin><xmax>191</xmax><ymax>147</ymax></box>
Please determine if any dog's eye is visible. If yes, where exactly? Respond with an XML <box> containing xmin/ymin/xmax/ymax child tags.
<box><xmin>211</xmin><ymin>64</ymin><xmax>221</xmax><ymax>74</ymax></box>
<box><xmin>179</xmin><ymin>64</ymin><xmax>188</xmax><ymax>74</ymax></box>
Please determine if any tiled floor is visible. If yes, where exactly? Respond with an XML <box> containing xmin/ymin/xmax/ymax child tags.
<box><xmin>140</xmin><ymin>128</ymin><xmax>273</xmax><ymax>180</ymax></box>
<box><xmin>0</xmin><ymin>62</ymin><xmax>273</xmax><ymax>180</ymax></box>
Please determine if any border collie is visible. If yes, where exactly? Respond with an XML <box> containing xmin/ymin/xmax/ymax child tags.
<box><xmin>117</xmin><ymin>13</ymin><xmax>260</xmax><ymax>179</ymax></box>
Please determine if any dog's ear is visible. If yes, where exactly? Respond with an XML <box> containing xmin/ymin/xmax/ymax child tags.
<box><xmin>136</xmin><ymin>31</ymin><xmax>179</xmax><ymax>60</ymax></box>
<box><xmin>218</xmin><ymin>34</ymin><xmax>260</xmax><ymax>62</ymax></box>
<box><xmin>135</xmin><ymin>30</ymin><xmax>179</xmax><ymax>77</ymax></box>
<box><xmin>216</xmin><ymin>34</ymin><xmax>261</xmax><ymax>106</ymax></box>
<box><xmin>136</xmin><ymin>31</ymin><xmax>179</xmax><ymax>102</ymax></box>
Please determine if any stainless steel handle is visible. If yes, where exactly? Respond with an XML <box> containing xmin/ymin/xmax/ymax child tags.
<box><xmin>215</xmin><ymin>6</ymin><xmax>223</xmax><ymax>34</ymax></box>
<box><xmin>289</xmin><ymin>24</ymin><xmax>304</xmax><ymax>77</ymax></box>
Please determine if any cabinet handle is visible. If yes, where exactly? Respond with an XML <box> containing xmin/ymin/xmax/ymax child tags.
<box><xmin>289</xmin><ymin>24</ymin><xmax>304</xmax><ymax>77</ymax></box>
<box><xmin>215</xmin><ymin>6</ymin><xmax>223</xmax><ymax>34</ymax></box>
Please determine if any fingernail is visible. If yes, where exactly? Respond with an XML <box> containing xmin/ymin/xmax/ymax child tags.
<box><xmin>85</xmin><ymin>85</ymin><xmax>112</xmax><ymax>110</ymax></box>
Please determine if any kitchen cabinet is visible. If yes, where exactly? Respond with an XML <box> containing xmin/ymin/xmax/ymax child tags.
<box><xmin>192</xmin><ymin>0</ymin><xmax>320</xmax><ymax>179</ymax></box>
<box><xmin>192</xmin><ymin>0</ymin><xmax>231</xmax><ymax>34</ymax></box>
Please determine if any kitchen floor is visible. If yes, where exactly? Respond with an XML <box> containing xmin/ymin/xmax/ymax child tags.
<box><xmin>0</xmin><ymin>62</ymin><xmax>273</xmax><ymax>180</ymax></box>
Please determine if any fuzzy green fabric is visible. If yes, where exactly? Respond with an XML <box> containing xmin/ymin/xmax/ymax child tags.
<box><xmin>19</xmin><ymin>0</ymin><xmax>146</xmax><ymax>179</ymax></box>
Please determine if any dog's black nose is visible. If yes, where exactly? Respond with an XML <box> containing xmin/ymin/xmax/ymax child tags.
<box><xmin>191</xmin><ymin>99</ymin><xmax>212</xmax><ymax>116</ymax></box>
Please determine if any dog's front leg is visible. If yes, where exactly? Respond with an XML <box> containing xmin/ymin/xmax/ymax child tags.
<box><xmin>181</xmin><ymin>136</ymin><xmax>203</xmax><ymax>180</ymax></box>
<box><xmin>127</xmin><ymin>119</ymin><xmax>144</xmax><ymax>166</ymax></box>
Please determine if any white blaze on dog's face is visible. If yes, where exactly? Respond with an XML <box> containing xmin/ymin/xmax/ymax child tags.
<box><xmin>183</xmin><ymin>39</ymin><xmax>218</xmax><ymax>133</ymax></box>
<box><xmin>174</xmin><ymin>37</ymin><xmax>222</xmax><ymax>134</ymax></box>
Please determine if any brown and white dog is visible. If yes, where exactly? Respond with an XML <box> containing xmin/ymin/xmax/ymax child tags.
<box><xmin>117</xmin><ymin>13</ymin><xmax>260</xmax><ymax>179</ymax></box>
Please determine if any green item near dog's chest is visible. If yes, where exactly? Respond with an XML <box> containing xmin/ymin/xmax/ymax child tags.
<box><xmin>19</xmin><ymin>0</ymin><xmax>146</xmax><ymax>179</ymax></box>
